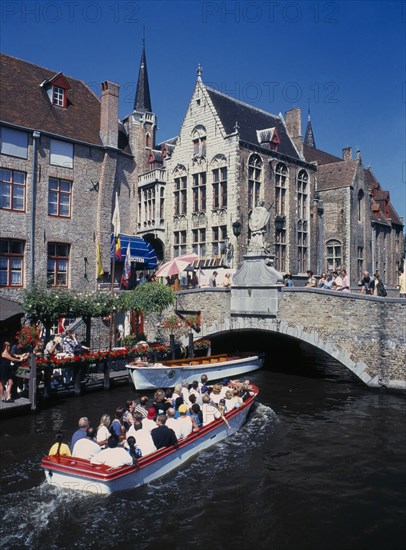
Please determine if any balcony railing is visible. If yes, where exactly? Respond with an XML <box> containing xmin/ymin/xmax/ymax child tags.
<box><xmin>138</xmin><ymin>168</ymin><xmax>166</xmax><ymax>187</ymax></box>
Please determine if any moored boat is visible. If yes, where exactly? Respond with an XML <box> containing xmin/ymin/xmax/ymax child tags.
<box><xmin>41</xmin><ymin>385</ymin><xmax>258</xmax><ymax>495</ymax></box>
<box><xmin>126</xmin><ymin>352</ymin><xmax>264</xmax><ymax>390</ymax></box>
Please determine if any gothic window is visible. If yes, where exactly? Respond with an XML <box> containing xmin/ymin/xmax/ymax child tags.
<box><xmin>326</xmin><ymin>240</ymin><xmax>342</xmax><ymax>271</ymax></box>
<box><xmin>275</xmin><ymin>228</ymin><xmax>287</xmax><ymax>273</ymax></box>
<box><xmin>297</xmin><ymin>220</ymin><xmax>308</xmax><ymax>273</ymax></box>
<box><xmin>0</xmin><ymin>239</ymin><xmax>24</xmax><ymax>287</ymax></box>
<box><xmin>357</xmin><ymin>246</ymin><xmax>363</xmax><ymax>281</ymax></box>
<box><xmin>146</xmin><ymin>133</ymin><xmax>150</xmax><ymax>147</ymax></box>
<box><xmin>143</xmin><ymin>188</ymin><xmax>155</xmax><ymax>223</ymax></box>
<box><xmin>192</xmin><ymin>228</ymin><xmax>206</xmax><ymax>257</ymax></box>
<box><xmin>212</xmin><ymin>226</ymin><xmax>227</xmax><ymax>256</ymax></box>
<box><xmin>357</xmin><ymin>189</ymin><xmax>364</xmax><ymax>222</ymax></box>
<box><xmin>192</xmin><ymin>126</ymin><xmax>207</xmax><ymax>157</ymax></box>
<box><xmin>248</xmin><ymin>154</ymin><xmax>262</xmax><ymax>210</ymax></box>
<box><xmin>174</xmin><ymin>231</ymin><xmax>187</xmax><ymax>257</ymax></box>
<box><xmin>192</xmin><ymin>172</ymin><xmax>207</xmax><ymax>212</ymax></box>
<box><xmin>138</xmin><ymin>190</ymin><xmax>142</xmax><ymax>223</ymax></box>
<box><xmin>159</xmin><ymin>187</ymin><xmax>165</xmax><ymax>220</ymax></box>
<box><xmin>174</xmin><ymin>176</ymin><xmax>187</xmax><ymax>215</ymax></box>
<box><xmin>275</xmin><ymin>163</ymin><xmax>287</xmax><ymax>216</ymax></box>
<box><xmin>212</xmin><ymin>167</ymin><xmax>227</xmax><ymax>209</ymax></box>
<box><xmin>297</xmin><ymin>169</ymin><xmax>308</xmax><ymax>220</ymax></box>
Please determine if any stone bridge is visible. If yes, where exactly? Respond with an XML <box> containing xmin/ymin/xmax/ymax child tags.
<box><xmin>173</xmin><ymin>286</ymin><xmax>406</xmax><ymax>391</ymax></box>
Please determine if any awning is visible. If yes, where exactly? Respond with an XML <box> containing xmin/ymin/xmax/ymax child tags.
<box><xmin>111</xmin><ymin>234</ymin><xmax>158</xmax><ymax>270</ymax></box>
<box><xmin>0</xmin><ymin>297</ymin><xmax>24</xmax><ymax>322</ymax></box>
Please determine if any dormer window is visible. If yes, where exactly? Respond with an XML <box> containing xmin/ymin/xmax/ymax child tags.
<box><xmin>257</xmin><ymin>127</ymin><xmax>280</xmax><ymax>152</ymax></box>
<box><xmin>53</xmin><ymin>86</ymin><xmax>65</xmax><ymax>106</ymax></box>
<box><xmin>41</xmin><ymin>72</ymin><xmax>71</xmax><ymax>108</ymax></box>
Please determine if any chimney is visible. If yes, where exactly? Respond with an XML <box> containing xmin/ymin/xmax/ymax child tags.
<box><xmin>342</xmin><ymin>146</ymin><xmax>352</xmax><ymax>161</ymax></box>
<box><xmin>285</xmin><ymin>107</ymin><xmax>302</xmax><ymax>154</ymax></box>
<box><xmin>100</xmin><ymin>81</ymin><xmax>120</xmax><ymax>148</ymax></box>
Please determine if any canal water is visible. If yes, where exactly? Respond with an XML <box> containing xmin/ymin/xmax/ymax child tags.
<box><xmin>0</xmin><ymin>343</ymin><xmax>405</xmax><ymax>550</ymax></box>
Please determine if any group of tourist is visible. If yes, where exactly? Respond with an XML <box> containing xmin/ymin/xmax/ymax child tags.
<box><xmin>48</xmin><ymin>376</ymin><xmax>255</xmax><ymax>468</ymax></box>
<box><xmin>284</xmin><ymin>268</ymin><xmax>406</xmax><ymax>298</ymax></box>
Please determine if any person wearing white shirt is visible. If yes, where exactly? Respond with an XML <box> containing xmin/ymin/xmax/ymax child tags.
<box><xmin>72</xmin><ymin>427</ymin><xmax>101</xmax><ymax>460</ymax></box>
<box><xmin>90</xmin><ymin>435</ymin><xmax>133</xmax><ymax>468</ymax></box>
<box><xmin>166</xmin><ymin>407</ymin><xmax>182</xmax><ymax>439</ymax></box>
<box><xmin>176</xmin><ymin>404</ymin><xmax>193</xmax><ymax>438</ymax></box>
<box><xmin>202</xmin><ymin>394</ymin><xmax>221</xmax><ymax>425</ymax></box>
<box><xmin>126</xmin><ymin>422</ymin><xmax>157</xmax><ymax>457</ymax></box>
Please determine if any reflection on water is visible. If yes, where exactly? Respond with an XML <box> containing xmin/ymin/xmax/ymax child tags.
<box><xmin>0</xmin><ymin>346</ymin><xmax>405</xmax><ymax>550</ymax></box>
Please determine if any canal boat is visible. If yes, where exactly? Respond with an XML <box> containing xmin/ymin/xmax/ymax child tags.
<box><xmin>41</xmin><ymin>384</ymin><xmax>258</xmax><ymax>495</ymax></box>
<box><xmin>126</xmin><ymin>352</ymin><xmax>264</xmax><ymax>390</ymax></box>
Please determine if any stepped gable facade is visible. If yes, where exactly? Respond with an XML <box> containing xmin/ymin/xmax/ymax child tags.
<box><xmin>161</xmin><ymin>68</ymin><xmax>316</xmax><ymax>274</ymax></box>
<box><xmin>0</xmin><ymin>53</ymin><xmax>139</xmax><ymax>299</ymax></box>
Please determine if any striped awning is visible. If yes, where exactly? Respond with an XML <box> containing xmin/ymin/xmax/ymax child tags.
<box><xmin>111</xmin><ymin>234</ymin><xmax>158</xmax><ymax>269</ymax></box>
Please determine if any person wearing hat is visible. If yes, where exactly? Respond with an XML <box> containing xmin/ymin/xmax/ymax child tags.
<box><xmin>142</xmin><ymin>407</ymin><xmax>158</xmax><ymax>432</ymax></box>
<box><xmin>177</xmin><ymin>403</ymin><xmax>194</xmax><ymax>438</ymax></box>
<box><xmin>90</xmin><ymin>435</ymin><xmax>133</xmax><ymax>468</ymax></box>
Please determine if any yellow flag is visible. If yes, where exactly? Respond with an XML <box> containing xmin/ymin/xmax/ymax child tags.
<box><xmin>96</xmin><ymin>240</ymin><xmax>104</xmax><ymax>277</ymax></box>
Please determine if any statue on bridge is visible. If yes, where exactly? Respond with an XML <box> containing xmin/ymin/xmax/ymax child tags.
<box><xmin>248</xmin><ymin>200</ymin><xmax>271</xmax><ymax>253</ymax></box>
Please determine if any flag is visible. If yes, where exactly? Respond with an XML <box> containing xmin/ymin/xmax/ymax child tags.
<box><xmin>121</xmin><ymin>242</ymin><xmax>131</xmax><ymax>288</ymax></box>
<box><xmin>112</xmin><ymin>192</ymin><xmax>122</xmax><ymax>261</ymax></box>
<box><xmin>96</xmin><ymin>240</ymin><xmax>104</xmax><ymax>277</ymax></box>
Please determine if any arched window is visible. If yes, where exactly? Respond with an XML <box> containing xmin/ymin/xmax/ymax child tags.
<box><xmin>297</xmin><ymin>170</ymin><xmax>308</xmax><ymax>219</ymax></box>
<box><xmin>275</xmin><ymin>163</ymin><xmax>287</xmax><ymax>215</ymax></box>
<box><xmin>192</xmin><ymin>126</ymin><xmax>207</xmax><ymax>157</ymax></box>
<box><xmin>211</xmin><ymin>155</ymin><xmax>227</xmax><ymax>209</ymax></box>
<box><xmin>145</xmin><ymin>133</ymin><xmax>150</xmax><ymax>147</ymax></box>
<box><xmin>326</xmin><ymin>239</ymin><xmax>342</xmax><ymax>271</ymax></box>
<box><xmin>248</xmin><ymin>154</ymin><xmax>262</xmax><ymax>210</ymax></box>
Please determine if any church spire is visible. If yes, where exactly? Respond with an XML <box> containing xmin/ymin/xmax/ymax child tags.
<box><xmin>304</xmin><ymin>109</ymin><xmax>316</xmax><ymax>148</ymax></box>
<box><xmin>134</xmin><ymin>40</ymin><xmax>152</xmax><ymax>113</ymax></box>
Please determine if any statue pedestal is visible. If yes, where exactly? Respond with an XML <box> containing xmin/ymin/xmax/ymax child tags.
<box><xmin>230</xmin><ymin>253</ymin><xmax>284</xmax><ymax>316</ymax></box>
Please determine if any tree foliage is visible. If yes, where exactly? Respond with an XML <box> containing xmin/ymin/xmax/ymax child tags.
<box><xmin>121</xmin><ymin>282</ymin><xmax>175</xmax><ymax>315</ymax></box>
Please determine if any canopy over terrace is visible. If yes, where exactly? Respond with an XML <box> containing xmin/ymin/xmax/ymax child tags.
<box><xmin>110</xmin><ymin>235</ymin><xmax>158</xmax><ymax>270</ymax></box>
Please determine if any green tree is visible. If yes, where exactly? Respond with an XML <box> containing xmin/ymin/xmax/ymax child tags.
<box><xmin>121</xmin><ymin>282</ymin><xmax>175</xmax><ymax>316</ymax></box>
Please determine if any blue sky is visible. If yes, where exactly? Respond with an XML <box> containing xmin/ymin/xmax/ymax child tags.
<box><xmin>1</xmin><ymin>0</ymin><xmax>405</xmax><ymax>221</ymax></box>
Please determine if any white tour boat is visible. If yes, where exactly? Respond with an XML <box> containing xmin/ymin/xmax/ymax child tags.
<box><xmin>41</xmin><ymin>385</ymin><xmax>258</xmax><ymax>495</ymax></box>
<box><xmin>126</xmin><ymin>352</ymin><xmax>264</xmax><ymax>390</ymax></box>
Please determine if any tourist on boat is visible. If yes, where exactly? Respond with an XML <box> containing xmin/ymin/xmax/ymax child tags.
<box><xmin>189</xmin><ymin>381</ymin><xmax>202</xmax><ymax>404</ymax></box>
<box><xmin>177</xmin><ymin>404</ymin><xmax>194</xmax><ymax>438</ymax></box>
<box><xmin>209</xmin><ymin>384</ymin><xmax>223</xmax><ymax>404</ymax></box>
<box><xmin>199</xmin><ymin>374</ymin><xmax>209</xmax><ymax>394</ymax></box>
<box><xmin>72</xmin><ymin>427</ymin><xmax>101</xmax><ymax>460</ymax></box>
<box><xmin>190</xmin><ymin>403</ymin><xmax>203</xmax><ymax>428</ymax></box>
<box><xmin>126</xmin><ymin>421</ymin><xmax>157</xmax><ymax>456</ymax></box>
<box><xmin>153</xmin><ymin>388</ymin><xmax>172</xmax><ymax>416</ymax></box>
<box><xmin>126</xmin><ymin>436</ymin><xmax>142</xmax><ymax>466</ymax></box>
<box><xmin>151</xmin><ymin>415</ymin><xmax>179</xmax><ymax>450</ymax></box>
<box><xmin>70</xmin><ymin>417</ymin><xmax>89</xmax><ymax>452</ymax></box>
<box><xmin>110</xmin><ymin>407</ymin><xmax>126</xmax><ymax>441</ymax></box>
<box><xmin>202</xmin><ymin>394</ymin><xmax>221</xmax><ymax>425</ymax></box>
<box><xmin>142</xmin><ymin>408</ymin><xmax>158</xmax><ymax>432</ymax></box>
<box><xmin>171</xmin><ymin>384</ymin><xmax>182</xmax><ymax>406</ymax></box>
<box><xmin>123</xmin><ymin>400</ymin><xmax>136</xmax><ymax>429</ymax></box>
<box><xmin>90</xmin><ymin>435</ymin><xmax>133</xmax><ymax>468</ymax></box>
<box><xmin>239</xmin><ymin>381</ymin><xmax>255</xmax><ymax>402</ymax></box>
<box><xmin>165</xmin><ymin>407</ymin><xmax>182</xmax><ymax>439</ymax></box>
<box><xmin>134</xmin><ymin>395</ymin><xmax>149</xmax><ymax>418</ymax></box>
<box><xmin>49</xmin><ymin>431</ymin><xmax>71</xmax><ymax>457</ymax></box>
<box><xmin>97</xmin><ymin>414</ymin><xmax>111</xmax><ymax>448</ymax></box>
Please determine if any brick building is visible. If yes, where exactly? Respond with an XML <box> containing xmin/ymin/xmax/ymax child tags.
<box><xmin>0</xmin><ymin>52</ymin><xmax>158</xmax><ymax>303</ymax></box>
